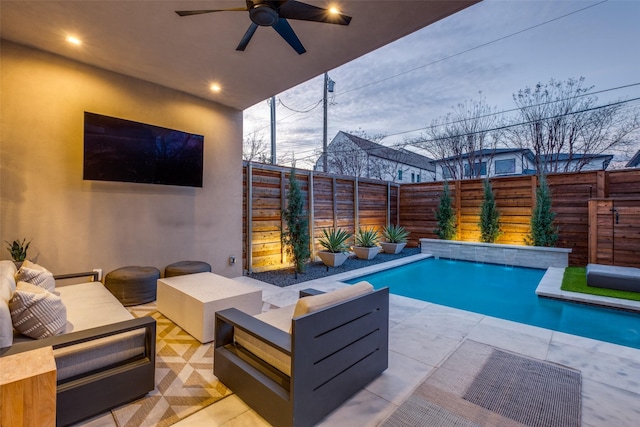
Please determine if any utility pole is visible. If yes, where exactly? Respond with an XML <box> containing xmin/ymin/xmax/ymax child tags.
<box><xmin>270</xmin><ymin>95</ymin><xmax>276</xmax><ymax>164</ymax></box>
<box><xmin>322</xmin><ymin>73</ymin><xmax>335</xmax><ymax>172</ymax></box>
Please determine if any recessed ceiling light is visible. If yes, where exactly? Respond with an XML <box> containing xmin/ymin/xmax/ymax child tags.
<box><xmin>329</xmin><ymin>6</ymin><xmax>341</xmax><ymax>15</ymax></box>
<box><xmin>210</xmin><ymin>83</ymin><xmax>221</xmax><ymax>93</ymax></box>
<box><xmin>66</xmin><ymin>36</ymin><xmax>82</xmax><ymax>46</ymax></box>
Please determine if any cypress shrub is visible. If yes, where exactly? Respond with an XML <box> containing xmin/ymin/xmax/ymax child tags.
<box><xmin>526</xmin><ymin>174</ymin><xmax>559</xmax><ymax>247</ymax></box>
<box><xmin>281</xmin><ymin>168</ymin><xmax>310</xmax><ymax>276</ymax></box>
<box><xmin>479</xmin><ymin>179</ymin><xmax>501</xmax><ymax>243</ymax></box>
<box><xmin>435</xmin><ymin>181</ymin><xmax>457</xmax><ymax>240</ymax></box>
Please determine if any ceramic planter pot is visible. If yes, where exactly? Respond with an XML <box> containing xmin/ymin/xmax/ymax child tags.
<box><xmin>353</xmin><ymin>246</ymin><xmax>379</xmax><ymax>260</ymax></box>
<box><xmin>380</xmin><ymin>242</ymin><xmax>406</xmax><ymax>254</ymax></box>
<box><xmin>318</xmin><ymin>251</ymin><xmax>348</xmax><ymax>267</ymax></box>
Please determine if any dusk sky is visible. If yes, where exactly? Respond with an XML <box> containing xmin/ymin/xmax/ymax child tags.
<box><xmin>243</xmin><ymin>0</ymin><xmax>640</xmax><ymax>169</ymax></box>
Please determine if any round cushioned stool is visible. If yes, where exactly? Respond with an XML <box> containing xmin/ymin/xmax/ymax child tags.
<box><xmin>104</xmin><ymin>266</ymin><xmax>160</xmax><ymax>306</ymax></box>
<box><xmin>164</xmin><ymin>260</ymin><xmax>212</xmax><ymax>278</ymax></box>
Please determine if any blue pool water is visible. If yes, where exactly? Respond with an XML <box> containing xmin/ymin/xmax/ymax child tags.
<box><xmin>346</xmin><ymin>258</ymin><xmax>640</xmax><ymax>349</ymax></box>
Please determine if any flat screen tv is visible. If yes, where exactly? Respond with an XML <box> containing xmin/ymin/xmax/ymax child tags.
<box><xmin>83</xmin><ymin>112</ymin><xmax>204</xmax><ymax>187</ymax></box>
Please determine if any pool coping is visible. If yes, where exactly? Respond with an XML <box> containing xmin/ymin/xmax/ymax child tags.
<box><xmin>535</xmin><ymin>267</ymin><xmax>640</xmax><ymax>313</ymax></box>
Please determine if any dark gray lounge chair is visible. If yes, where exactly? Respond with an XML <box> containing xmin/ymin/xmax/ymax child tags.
<box><xmin>214</xmin><ymin>282</ymin><xmax>389</xmax><ymax>427</ymax></box>
<box><xmin>586</xmin><ymin>263</ymin><xmax>640</xmax><ymax>292</ymax></box>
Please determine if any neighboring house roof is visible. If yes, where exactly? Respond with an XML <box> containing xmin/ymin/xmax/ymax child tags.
<box><xmin>436</xmin><ymin>148</ymin><xmax>534</xmax><ymax>163</ymax></box>
<box><xmin>434</xmin><ymin>148</ymin><xmax>612</xmax><ymax>165</ymax></box>
<box><xmin>338</xmin><ymin>132</ymin><xmax>435</xmax><ymax>171</ymax></box>
<box><xmin>539</xmin><ymin>153</ymin><xmax>614</xmax><ymax>162</ymax></box>
<box><xmin>626</xmin><ymin>150</ymin><xmax>640</xmax><ymax>167</ymax></box>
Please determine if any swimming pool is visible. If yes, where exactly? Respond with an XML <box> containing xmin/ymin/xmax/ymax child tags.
<box><xmin>345</xmin><ymin>258</ymin><xmax>640</xmax><ymax>349</ymax></box>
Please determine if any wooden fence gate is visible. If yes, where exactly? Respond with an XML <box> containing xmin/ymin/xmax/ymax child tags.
<box><xmin>589</xmin><ymin>198</ymin><xmax>640</xmax><ymax>267</ymax></box>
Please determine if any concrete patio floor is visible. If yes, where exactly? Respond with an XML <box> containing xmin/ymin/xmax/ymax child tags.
<box><xmin>80</xmin><ymin>254</ymin><xmax>640</xmax><ymax>426</ymax></box>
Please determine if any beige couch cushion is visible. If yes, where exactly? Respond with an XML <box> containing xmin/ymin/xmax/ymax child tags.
<box><xmin>234</xmin><ymin>282</ymin><xmax>374</xmax><ymax>377</ymax></box>
<box><xmin>56</xmin><ymin>281</ymin><xmax>133</xmax><ymax>333</ymax></box>
<box><xmin>15</xmin><ymin>260</ymin><xmax>56</xmax><ymax>293</ymax></box>
<box><xmin>9</xmin><ymin>281</ymin><xmax>67</xmax><ymax>339</ymax></box>
<box><xmin>292</xmin><ymin>281</ymin><xmax>374</xmax><ymax>319</ymax></box>
<box><xmin>234</xmin><ymin>304</ymin><xmax>296</xmax><ymax>376</ymax></box>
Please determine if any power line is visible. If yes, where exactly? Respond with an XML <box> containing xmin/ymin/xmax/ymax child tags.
<box><xmin>278</xmin><ymin>97</ymin><xmax>323</xmax><ymax>114</ymax></box>
<box><xmin>288</xmin><ymin>96</ymin><xmax>640</xmax><ymax>162</ymax></box>
<box><xmin>245</xmin><ymin>0</ymin><xmax>611</xmax><ymax>140</ymax></box>
<box><xmin>378</xmin><ymin>82</ymin><xmax>640</xmax><ymax>141</ymax></box>
<box><xmin>335</xmin><ymin>0</ymin><xmax>609</xmax><ymax>99</ymax></box>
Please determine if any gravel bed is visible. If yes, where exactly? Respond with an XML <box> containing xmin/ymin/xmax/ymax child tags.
<box><xmin>247</xmin><ymin>247</ymin><xmax>421</xmax><ymax>287</ymax></box>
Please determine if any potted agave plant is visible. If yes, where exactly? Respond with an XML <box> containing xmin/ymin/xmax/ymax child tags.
<box><xmin>353</xmin><ymin>227</ymin><xmax>380</xmax><ymax>260</ymax></box>
<box><xmin>5</xmin><ymin>238</ymin><xmax>31</xmax><ymax>268</ymax></box>
<box><xmin>380</xmin><ymin>224</ymin><xmax>409</xmax><ymax>254</ymax></box>
<box><xmin>317</xmin><ymin>228</ymin><xmax>351</xmax><ymax>268</ymax></box>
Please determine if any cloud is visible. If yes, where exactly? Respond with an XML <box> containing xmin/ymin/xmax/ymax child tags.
<box><xmin>244</xmin><ymin>0</ymin><xmax>640</xmax><ymax>169</ymax></box>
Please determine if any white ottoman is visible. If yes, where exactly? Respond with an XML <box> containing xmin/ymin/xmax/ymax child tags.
<box><xmin>157</xmin><ymin>272</ymin><xmax>262</xmax><ymax>343</ymax></box>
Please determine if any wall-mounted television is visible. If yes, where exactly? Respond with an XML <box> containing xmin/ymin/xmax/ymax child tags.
<box><xmin>83</xmin><ymin>112</ymin><xmax>204</xmax><ymax>187</ymax></box>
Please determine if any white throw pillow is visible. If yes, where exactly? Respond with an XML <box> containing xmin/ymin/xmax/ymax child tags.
<box><xmin>0</xmin><ymin>260</ymin><xmax>18</xmax><ymax>302</ymax></box>
<box><xmin>9</xmin><ymin>281</ymin><xmax>67</xmax><ymax>339</ymax></box>
<box><xmin>15</xmin><ymin>260</ymin><xmax>55</xmax><ymax>293</ymax></box>
<box><xmin>0</xmin><ymin>301</ymin><xmax>13</xmax><ymax>348</ymax></box>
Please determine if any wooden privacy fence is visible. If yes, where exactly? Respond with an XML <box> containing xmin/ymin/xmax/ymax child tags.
<box><xmin>400</xmin><ymin>169</ymin><xmax>640</xmax><ymax>267</ymax></box>
<box><xmin>243</xmin><ymin>162</ymin><xmax>399</xmax><ymax>272</ymax></box>
<box><xmin>243</xmin><ymin>163</ymin><xmax>640</xmax><ymax>272</ymax></box>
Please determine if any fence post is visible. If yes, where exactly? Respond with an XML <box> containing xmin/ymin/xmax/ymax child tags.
<box><xmin>588</xmin><ymin>199</ymin><xmax>597</xmax><ymax>264</ymax></box>
<box><xmin>354</xmin><ymin>177</ymin><xmax>359</xmax><ymax>233</ymax></box>
<box><xmin>596</xmin><ymin>170</ymin><xmax>607</xmax><ymax>198</ymax></box>
<box><xmin>387</xmin><ymin>182</ymin><xmax>391</xmax><ymax>228</ymax></box>
<box><xmin>280</xmin><ymin>171</ymin><xmax>286</xmax><ymax>264</ymax></box>
<box><xmin>332</xmin><ymin>177</ymin><xmax>338</xmax><ymax>229</ymax></box>
<box><xmin>309</xmin><ymin>171</ymin><xmax>315</xmax><ymax>261</ymax></box>
<box><xmin>396</xmin><ymin>184</ymin><xmax>400</xmax><ymax>227</ymax></box>
<box><xmin>246</xmin><ymin>162</ymin><xmax>253</xmax><ymax>274</ymax></box>
<box><xmin>454</xmin><ymin>180</ymin><xmax>462</xmax><ymax>238</ymax></box>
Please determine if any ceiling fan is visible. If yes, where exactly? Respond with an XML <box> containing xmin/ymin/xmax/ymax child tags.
<box><xmin>176</xmin><ymin>1</ymin><xmax>352</xmax><ymax>55</ymax></box>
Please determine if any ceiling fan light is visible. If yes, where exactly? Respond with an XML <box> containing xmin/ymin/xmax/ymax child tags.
<box><xmin>66</xmin><ymin>36</ymin><xmax>82</xmax><ymax>45</ymax></box>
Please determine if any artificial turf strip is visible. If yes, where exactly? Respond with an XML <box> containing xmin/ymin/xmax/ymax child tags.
<box><xmin>561</xmin><ymin>266</ymin><xmax>640</xmax><ymax>302</ymax></box>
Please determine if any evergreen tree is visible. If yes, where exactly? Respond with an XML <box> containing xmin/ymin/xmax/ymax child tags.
<box><xmin>281</xmin><ymin>168</ymin><xmax>310</xmax><ymax>276</ymax></box>
<box><xmin>434</xmin><ymin>181</ymin><xmax>457</xmax><ymax>240</ymax></box>
<box><xmin>479</xmin><ymin>179</ymin><xmax>501</xmax><ymax>243</ymax></box>
<box><xmin>526</xmin><ymin>174</ymin><xmax>559</xmax><ymax>247</ymax></box>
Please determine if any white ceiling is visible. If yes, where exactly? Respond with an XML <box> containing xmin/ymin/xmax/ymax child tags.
<box><xmin>0</xmin><ymin>1</ymin><xmax>479</xmax><ymax>111</ymax></box>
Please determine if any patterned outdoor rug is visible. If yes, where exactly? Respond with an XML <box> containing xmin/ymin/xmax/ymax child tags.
<box><xmin>111</xmin><ymin>304</ymin><xmax>231</xmax><ymax>427</ymax></box>
<box><xmin>382</xmin><ymin>341</ymin><xmax>581</xmax><ymax>427</ymax></box>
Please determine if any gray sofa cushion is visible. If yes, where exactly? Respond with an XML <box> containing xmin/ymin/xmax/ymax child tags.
<box><xmin>54</xmin><ymin>329</ymin><xmax>146</xmax><ymax>381</ymax></box>
<box><xmin>586</xmin><ymin>263</ymin><xmax>640</xmax><ymax>292</ymax></box>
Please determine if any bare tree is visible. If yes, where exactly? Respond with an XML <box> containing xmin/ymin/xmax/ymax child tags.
<box><xmin>346</xmin><ymin>128</ymin><xmax>387</xmax><ymax>144</ymax></box>
<box><xmin>507</xmin><ymin>77</ymin><xmax>640</xmax><ymax>173</ymax></box>
<box><xmin>326</xmin><ymin>138</ymin><xmax>369</xmax><ymax>177</ymax></box>
<box><xmin>242</xmin><ymin>131</ymin><xmax>270</xmax><ymax>163</ymax></box>
<box><xmin>412</xmin><ymin>96</ymin><xmax>499</xmax><ymax>179</ymax></box>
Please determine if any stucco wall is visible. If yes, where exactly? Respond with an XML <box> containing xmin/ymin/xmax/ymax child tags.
<box><xmin>0</xmin><ymin>41</ymin><xmax>243</xmax><ymax>277</ymax></box>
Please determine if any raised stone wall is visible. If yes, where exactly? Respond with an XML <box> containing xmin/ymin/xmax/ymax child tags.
<box><xmin>419</xmin><ymin>238</ymin><xmax>571</xmax><ymax>269</ymax></box>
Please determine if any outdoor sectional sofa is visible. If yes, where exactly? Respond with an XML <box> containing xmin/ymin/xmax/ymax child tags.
<box><xmin>214</xmin><ymin>281</ymin><xmax>389</xmax><ymax>427</ymax></box>
<box><xmin>0</xmin><ymin>260</ymin><xmax>156</xmax><ymax>426</ymax></box>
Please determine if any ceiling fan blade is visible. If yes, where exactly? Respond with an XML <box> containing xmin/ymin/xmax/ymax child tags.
<box><xmin>272</xmin><ymin>18</ymin><xmax>306</xmax><ymax>54</ymax></box>
<box><xmin>236</xmin><ymin>23</ymin><xmax>259</xmax><ymax>51</ymax></box>
<box><xmin>278</xmin><ymin>1</ymin><xmax>351</xmax><ymax>25</ymax></box>
<box><xmin>175</xmin><ymin>8</ymin><xmax>247</xmax><ymax>17</ymax></box>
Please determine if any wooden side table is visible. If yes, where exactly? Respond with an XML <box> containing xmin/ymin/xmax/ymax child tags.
<box><xmin>0</xmin><ymin>346</ymin><xmax>57</xmax><ymax>427</ymax></box>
